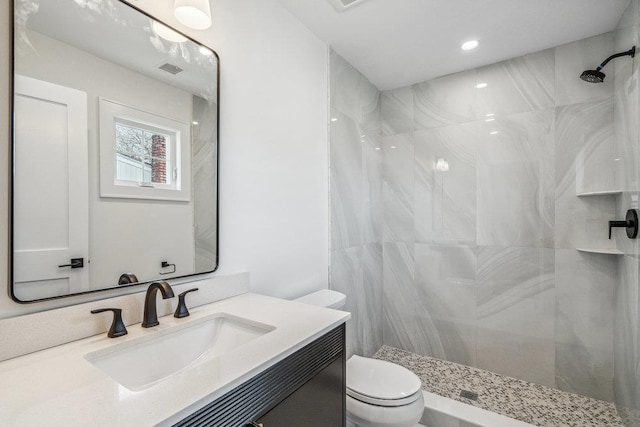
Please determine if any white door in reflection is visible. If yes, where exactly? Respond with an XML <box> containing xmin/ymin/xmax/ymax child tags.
<box><xmin>13</xmin><ymin>75</ymin><xmax>89</xmax><ymax>300</ymax></box>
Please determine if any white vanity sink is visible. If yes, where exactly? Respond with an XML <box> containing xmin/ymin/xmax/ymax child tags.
<box><xmin>0</xmin><ymin>294</ymin><xmax>349</xmax><ymax>426</ymax></box>
<box><xmin>85</xmin><ymin>313</ymin><xmax>275</xmax><ymax>391</ymax></box>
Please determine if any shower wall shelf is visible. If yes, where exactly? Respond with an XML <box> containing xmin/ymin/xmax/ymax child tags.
<box><xmin>576</xmin><ymin>190</ymin><xmax>622</xmax><ymax>197</ymax></box>
<box><xmin>576</xmin><ymin>248</ymin><xmax>624</xmax><ymax>255</ymax></box>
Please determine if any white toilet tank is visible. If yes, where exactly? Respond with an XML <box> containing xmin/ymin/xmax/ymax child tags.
<box><xmin>295</xmin><ymin>290</ymin><xmax>346</xmax><ymax>309</ymax></box>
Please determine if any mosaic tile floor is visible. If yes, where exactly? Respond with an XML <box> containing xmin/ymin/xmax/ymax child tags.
<box><xmin>374</xmin><ymin>346</ymin><xmax>626</xmax><ymax>427</ymax></box>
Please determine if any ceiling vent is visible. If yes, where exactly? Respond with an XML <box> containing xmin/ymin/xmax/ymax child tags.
<box><xmin>158</xmin><ymin>63</ymin><xmax>183</xmax><ymax>75</ymax></box>
<box><xmin>328</xmin><ymin>0</ymin><xmax>369</xmax><ymax>12</ymax></box>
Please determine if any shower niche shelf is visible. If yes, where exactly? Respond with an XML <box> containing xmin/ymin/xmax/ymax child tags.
<box><xmin>576</xmin><ymin>190</ymin><xmax>622</xmax><ymax>197</ymax></box>
<box><xmin>576</xmin><ymin>248</ymin><xmax>624</xmax><ymax>255</ymax></box>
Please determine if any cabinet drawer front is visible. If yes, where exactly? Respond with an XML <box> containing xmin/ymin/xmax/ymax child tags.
<box><xmin>175</xmin><ymin>324</ymin><xmax>345</xmax><ymax>427</ymax></box>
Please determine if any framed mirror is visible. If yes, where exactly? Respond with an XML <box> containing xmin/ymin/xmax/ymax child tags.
<box><xmin>11</xmin><ymin>0</ymin><xmax>219</xmax><ymax>302</ymax></box>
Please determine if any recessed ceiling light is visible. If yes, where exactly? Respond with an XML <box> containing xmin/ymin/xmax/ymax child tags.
<box><xmin>461</xmin><ymin>40</ymin><xmax>479</xmax><ymax>51</ymax></box>
<box><xmin>485</xmin><ymin>113</ymin><xmax>495</xmax><ymax>117</ymax></box>
<box><xmin>475</xmin><ymin>82</ymin><xmax>488</xmax><ymax>89</ymax></box>
<box><xmin>485</xmin><ymin>118</ymin><xmax>495</xmax><ymax>122</ymax></box>
<box><xmin>490</xmin><ymin>131</ymin><xmax>498</xmax><ymax>135</ymax></box>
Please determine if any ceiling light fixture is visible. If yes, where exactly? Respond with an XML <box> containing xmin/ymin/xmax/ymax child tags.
<box><xmin>475</xmin><ymin>82</ymin><xmax>488</xmax><ymax>89</ymax></box>
<box><xmin>461</xmin><ymin>40</ymin><xmax>479</xmax><ymax>51</ymax></box>
<box><xmin>174</xmin><ymin>0</ymin><xmax>212</xmax><ymax>30</ymax></box>
<box><xmin>152</xmin><ymin>21</ymin><xmax>188</xmax><ymax>43</ymax></box>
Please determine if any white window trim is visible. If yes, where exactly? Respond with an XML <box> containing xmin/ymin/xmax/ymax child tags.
<box><xmin>99</xmin><ymin>98</ymin><xmax>191</xmax><ymax>202</ymax></box>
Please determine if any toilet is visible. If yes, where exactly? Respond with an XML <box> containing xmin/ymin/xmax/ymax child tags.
<box><xmin>295</xmin><ymin>290</ymin><xmax>424</xmax><ymax>427</ymax></box>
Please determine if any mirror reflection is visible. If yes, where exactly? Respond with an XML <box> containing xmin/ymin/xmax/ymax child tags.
<box><xmin>12</xmin><ymin>0</ymin><xmax>219</xmax><ymax>302</ymax></box>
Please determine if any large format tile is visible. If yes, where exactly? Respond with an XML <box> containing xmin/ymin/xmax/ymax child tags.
<box><xmin>414</xmin><ymin>122</ymin><xmax>476</xmax><ymax>245</ymax></box>
<box><xmin>555</xmin><ymin>32</ymin><xmax>615</xmax><ymax>107</ymax></box>
<box><xmin>382</xmin><ymin>86</ymin><xmax>413</xmax><ymax>136</ymax></box>
<box><xmin>358</xmin><ymin>76</ymin><xmax>381</xmax><ymax>136</ymax></box>
<box><xmin>331</xmin><ymin>244</ymin><xmax>383</xmax><ymax>359</ymax></box>
<box><xmin>362</xmin><ymin>243</ymin><xmax>384</xmax><ymax>356</ymax></box>
<box><xmin>383</xmin><ymin>133</ymin><xmax>415</xmax><ymax>242</ymax></box>
<box><xmin>331</xmin><ymin>50</ymin><xmax>381</xmax><ymax>135</ymax></box>
<box><xmin>330</xmin><ymin>109</ymin><xmax>363</xmax><ymax>250</ymax></box>
<box><xmin>475</xmin><ymin>49</ymin><xmax>554</xmax><ymax>117</ymax></box>
<box><xmin>415</xmin><ymin>243</ymin><xmax>477</xmax><ymax>365</ymax></box>
<box><xmin>362</xmin><ymin>133</ymin><xmax>383</xmax><ymax>244</ymax></box>
<box><xmin>554</xmin><ymin>249</ymin><xmax>615</xmax><ymax>401</ymax></box>
<box><xmin>613</xmin><ymin>22</ymin><xmax>640</xmax><ymax>192</ymax></box>
<box><xmin>555</xmin><ymin>99</ymin><xmax>617</xmax><ymax>249</ymax></box>
<box><xmin>383</xmin><ymin>242</ymin><xmax>444</xmax><ymax>357</ymax></box>
<box><xmin>330</xmin><ymin>50</ymin><xmax>361</xmax><ymax>121</ymax></box>
<box><xmin>192</xmin><ymin>97</ymin><xmax>218</xmax><ymax>272</ymax></box>
<box><xmin>476</xmin><ymin>246</ymin><xmax>555</xmax><ymax>387</ymax></box>
<box><xmin>476</xmin><ymin>110</ymin><xmax>554</xmax><ymax>248</ymax></box>
<box><xmin>330</xmin><ymin>246</ymin><xmax>363</xmax><ymax>358</ymax></box>
<box><xmin>617</xmin><ymin>0</ymin><xmax>639</xmax><ymax>30</ymax></box>
<box><xmin>614</xmin><ymin>73</ymin><xmax>640</xmax><ymax>192</ymax></box>
<box><xmin>413</xmin><ymin>69</ymin><xmax>477</xmax><ymax>130</ymax></box>
<box><xmin>614</xmin><ymin>255</ymin><xmax>640</xmax><ymax>414</ymax></box>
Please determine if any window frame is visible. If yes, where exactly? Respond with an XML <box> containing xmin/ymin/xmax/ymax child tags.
<box><xmin>99</xmin><ymin>98</ymin><xmax>191</xmax><ymax>202</ymax></box>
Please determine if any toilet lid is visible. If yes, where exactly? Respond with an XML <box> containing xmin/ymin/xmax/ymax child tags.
<box><xmin>346</xmin><ymin>356</ymin><xmax>422</xmax><ymax>404</ymax></box>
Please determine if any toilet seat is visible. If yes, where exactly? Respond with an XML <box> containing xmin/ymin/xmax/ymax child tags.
<box><xmin>347</xmin><ymin>388</ymin><xmax>422</xmax><ymax>407</ymax></box>
<box><xmin>346</xmin><ymin>356</ymin><xmax>422</xmax><ymax>407</ymax></box>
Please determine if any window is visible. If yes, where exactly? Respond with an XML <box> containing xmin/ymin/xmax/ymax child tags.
<box><xmin>114</xmin><ymin>119</ymin><xmax>173</xmax><ymax>187</ymax></box>
<box><xmin>99</xmin><ymin>98</ymin><xmax>191</xmax><ymax>201</ymax></box>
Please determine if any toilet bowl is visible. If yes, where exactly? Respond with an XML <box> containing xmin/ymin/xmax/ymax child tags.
<box><xmin>295</xmin><ymin>290</ymin><xmax>424</xmax><ymax>427</ymax></box>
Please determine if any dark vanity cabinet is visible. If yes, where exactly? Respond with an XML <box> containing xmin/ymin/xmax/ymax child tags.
<box><xmin>175</xmin><ymin>324</ymin><xmax>346</xmax><ymax>427</ymax></box>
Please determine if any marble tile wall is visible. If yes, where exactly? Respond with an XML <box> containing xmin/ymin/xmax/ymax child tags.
<box><xmin>329</xmin><ymin>51</ymin><xmax>383</xmax><ymax>358</ymax></box>
<box><xmin>380</xmin><ymin>24</ymin><xmax>633</xmax><ymax>405</ymax></box>
<box><xmin>613</xmin><ymin>1</ymin><xmax>640</xmax><ymax>425</ymax></box>
<box><xmin>193</xmin><ymin>96</ymin><xmax>218</xmax><ymax>272</ymax></box>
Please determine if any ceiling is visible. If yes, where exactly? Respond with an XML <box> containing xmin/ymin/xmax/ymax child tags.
<box><xmin>276</xmin><ymin>0</ymin><xmax>631</xmax><ymax>90</ymax></box>
<box><xmin>20</xmin><ymin>0</ymin><xmax>217</xmax><ymax>97</ymax></box>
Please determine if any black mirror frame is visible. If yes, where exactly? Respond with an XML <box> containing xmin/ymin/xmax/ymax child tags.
<box><xmin>8</xmin><ymin>0</ymin><xmax>220</xmax><ymax>303</ymax></box>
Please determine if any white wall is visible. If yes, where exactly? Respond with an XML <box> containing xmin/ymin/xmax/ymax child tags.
<box><xmin>0</xmin><ymin>0</ymin><xmax>329</xmax><ymax>316</ymax></box>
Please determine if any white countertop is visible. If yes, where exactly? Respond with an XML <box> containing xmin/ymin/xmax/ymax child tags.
<box><xmin>0</xmin><ymin>293</ymin><xmax>350</xmax><ymax>426</ymax></box>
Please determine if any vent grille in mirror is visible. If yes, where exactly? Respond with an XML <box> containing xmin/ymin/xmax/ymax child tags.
<box><xmin>158</xmin><ymin>63</ymin><xmax>183</xmax><ymax>75</ymax></box>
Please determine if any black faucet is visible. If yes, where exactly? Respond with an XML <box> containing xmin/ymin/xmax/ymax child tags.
<box><xmin>142</xmin><ymin>280</ymin><xmax>175</xmax><ymax>328</ymax></box>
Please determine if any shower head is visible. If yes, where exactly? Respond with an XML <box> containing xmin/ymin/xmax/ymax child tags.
<box><xmin>580</xmin><ymin>69</ymin><xmax>606</xmax><ymax>83</ymax></box>
<box><xmin>580</xmin><ymin>46</ymin><xmax>636</xmax><ymax>83</ymax></box>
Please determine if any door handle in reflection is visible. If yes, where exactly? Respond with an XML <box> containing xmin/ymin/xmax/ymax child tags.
<box><xmin>58</xmin><ymin>258</ymin><xmax>84</xmax><ymax>269</ymax></box>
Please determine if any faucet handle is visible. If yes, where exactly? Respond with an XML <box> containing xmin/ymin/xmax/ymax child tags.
<box><xmin>174</xmin><ymin>288</ymin><xmax>199</xmax><ymax>318</ymax></box>
<box><xmin>91</xmin><ymin>308</ymin><xmax>128</xmax><ymax>338</ymax></box>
